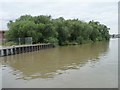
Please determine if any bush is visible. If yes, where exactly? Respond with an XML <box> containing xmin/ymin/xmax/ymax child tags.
<box><xmin>4</xmin><ymin>41</ymin><xmax>17</xmax><ymax>46</ymax></box>
<box><xmin>45</xmin><ymin>37</ymin><xmax>58</xmax><ymax>46</ymax></box>
<box><xmin>76</xmin><ymin>36</ymin><xmax>84</xmax><ymax>44</ymax></box>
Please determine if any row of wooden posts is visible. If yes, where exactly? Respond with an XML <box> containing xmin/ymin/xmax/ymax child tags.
<box><xmin>0</xmin><ymin>43</ymin><xmax>54</xmax><ymax>57</ymax></box>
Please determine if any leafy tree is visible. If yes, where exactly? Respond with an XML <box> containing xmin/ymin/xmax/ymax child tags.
<box><xmin>5</xmin><ymin>15</ymin><xmax>110</xmax><ymax>46</ymax></box>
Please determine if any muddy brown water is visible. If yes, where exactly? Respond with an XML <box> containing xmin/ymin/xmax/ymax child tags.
<box><xmin>0</xmin><ymin>39</ymin><xmax>118</xmax><ymax>88</ymax></box>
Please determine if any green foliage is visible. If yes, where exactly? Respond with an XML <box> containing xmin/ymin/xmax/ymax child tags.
<box><xmin>76</xmin><ymin>36</ymin><xmax>84</xmax><ymax>44</ymax></box>
<box><xmin>6</xmin><ymin>15</ymin><xmax>110</xmax><ymax>46</ymax></box>
<box><xmin>4</xmin><ymin>41</ymin><xmax>17</xmax><ymax>46</ymax></box>
<box><xmin>44</xmin><ymin>37</ymin><xmax>58</xmax><ymax>46</ymax></box>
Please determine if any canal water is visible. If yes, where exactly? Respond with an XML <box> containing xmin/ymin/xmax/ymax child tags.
<box><xmin>1</xmin><ymin>39</ymin><xmax>118</xmax><ymax>88</ymax></box>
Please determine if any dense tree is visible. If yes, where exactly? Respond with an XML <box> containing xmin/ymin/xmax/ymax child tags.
<box><xmin>6</xmin><ymin>15</ymin><xmax>110</xmax><ymax>46</ymax></box>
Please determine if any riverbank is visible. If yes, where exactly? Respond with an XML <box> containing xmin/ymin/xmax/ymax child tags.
<box><xmin>57</xmin><ymin>39</ymin><xmax>110</xmax><ymax>46</ymax></box>
<box><xmin>0</xmin><ymin>43</ymin><xmax>54</xmax><ymax>57</ymax></box>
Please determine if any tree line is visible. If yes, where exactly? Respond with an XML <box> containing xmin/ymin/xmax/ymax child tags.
<box><xmin>5</xmin><ymin>15</ymin><xmax>110</xmax><ymax>46</ymax></box>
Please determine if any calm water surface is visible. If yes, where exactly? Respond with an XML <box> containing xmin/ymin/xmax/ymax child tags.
<box><xmin>1</xmin><ymin>39</ymin><xmax>118</xmax><ymax>88</ymax></box>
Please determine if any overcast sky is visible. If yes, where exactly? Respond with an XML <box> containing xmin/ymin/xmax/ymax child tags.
<box><xmin>0</xmin><ymin>0</ymin><xmax>119</xmax><ymax>34</ymax></box>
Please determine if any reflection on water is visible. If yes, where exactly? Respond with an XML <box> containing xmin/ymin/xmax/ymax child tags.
<box><xmin>2</xmin><ymin>41</ymin><xmax>109</xmax><ymax>80</ymax></box>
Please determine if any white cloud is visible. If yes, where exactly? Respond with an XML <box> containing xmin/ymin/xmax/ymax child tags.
<box><xmin>0</xmin><ymin>1</ymin><xmax>118</xmax><ymax>34</ymax></box>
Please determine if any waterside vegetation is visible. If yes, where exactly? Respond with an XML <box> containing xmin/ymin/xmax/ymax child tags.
<box><xmin>5</xmin><ymin>15</ymin><xmax>110</xmax><ymax>46</ymax></box>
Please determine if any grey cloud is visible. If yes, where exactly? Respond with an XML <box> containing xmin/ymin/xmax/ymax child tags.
<box><xmin>0</xmin><ymin>1</ymin><xmax>118</xmax><ymax>34</ymax></box>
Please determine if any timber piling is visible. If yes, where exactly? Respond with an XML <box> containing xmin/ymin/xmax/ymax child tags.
<box><xmin>0</xmin><ymin>43</ymin><xmax>54</xmax><ymax>57</ymax></box>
